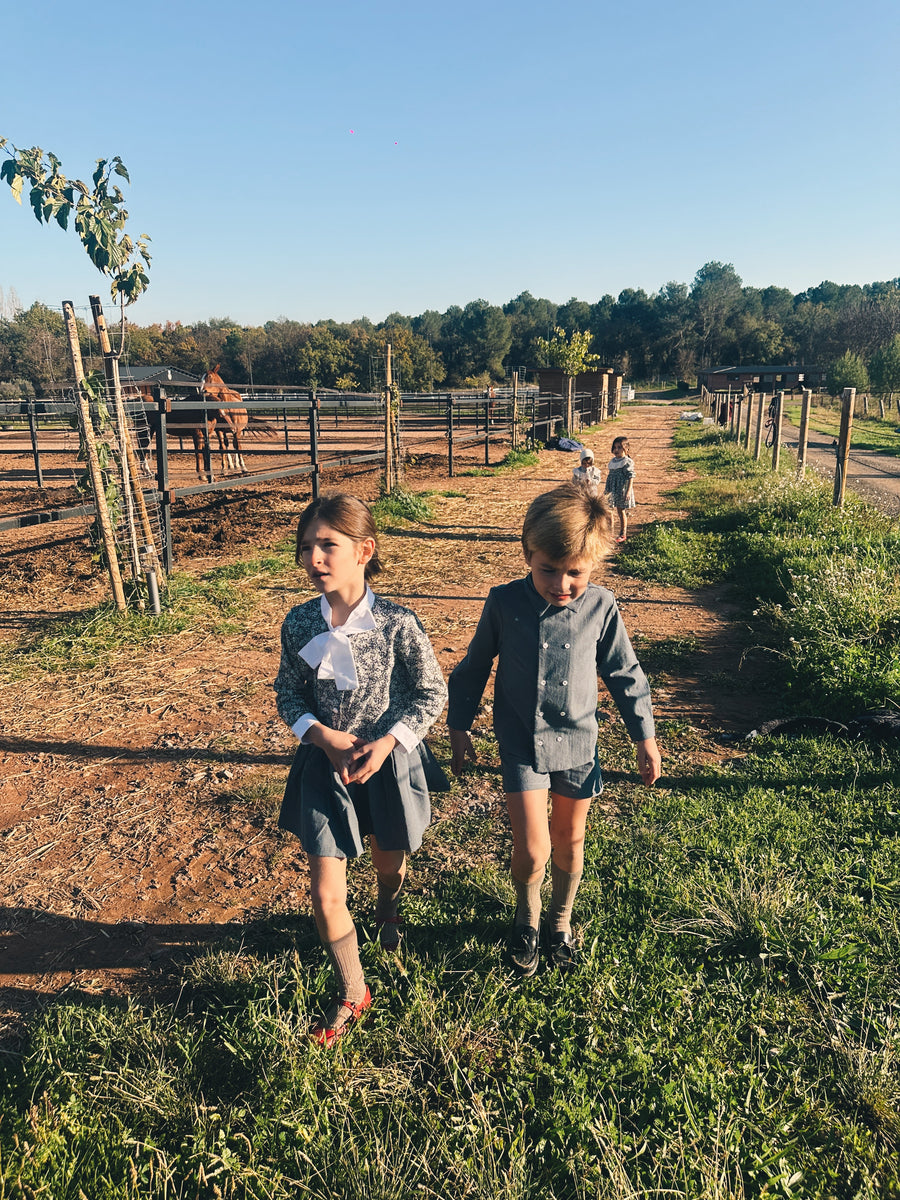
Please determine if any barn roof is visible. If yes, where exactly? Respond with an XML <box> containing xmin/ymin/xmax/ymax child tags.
<box><xmin>119</xmin><ymin>366</ymin><xmax>202</xmax><ymax>384</ymax></box>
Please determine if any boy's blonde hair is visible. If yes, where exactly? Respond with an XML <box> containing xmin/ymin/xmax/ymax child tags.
<box><xmin>521</xmin><ymin>483</ymin><xmax>613</xmax><ymax>562</ymax></box>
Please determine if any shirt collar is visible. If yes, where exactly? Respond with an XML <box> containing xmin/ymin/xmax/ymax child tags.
<box><xmin>320</xmin><ymin>585</ymin><xmax>375</xmax><ymax>631</ymax></box>
<box><xmin>524</xmin><ymin>572</ymin><xmax>590</xmax><ymax>617</ymax></box>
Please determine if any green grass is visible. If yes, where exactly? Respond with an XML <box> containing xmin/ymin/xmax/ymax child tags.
<box><xmin>620</xmin><ymin>425</ymin><xmax>900</xmax><ymax>715</ymax></box>
<box><xmin>3</xmin><ymin>423</ymin><xmax>900</xmax><ymax>1195</ymax></box>
<box><xmin>0</xmin><ymin>550</ymin><xmax>295</xmax><ymax>679</ymax></box>
<box><xmin>371</xmin><ymin>487</ymin><xmax>435</xmax><ymax>526</ymax></box>
<box><xmin>460</xmin><ymin>448</ymin><xmax>540</xmax><ymax>477</ymax></box>
<box><xmin>2</xmin><ymin>723</ymin><xmax>899</xmax><ymax>1197</ymax></box>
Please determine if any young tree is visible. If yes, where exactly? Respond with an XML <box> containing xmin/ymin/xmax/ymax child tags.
<box><xmin>0</xmin><ymin>140</ymin><xmax>151</xmax><ymax>304</ymax></box>
<box><xmin>826</xmin><ymin>350</ymin><xmax>869</xmax><ymax>397</ymax></box>
<box><xmin>869</xmin><ymin>333</ymin><xmax>900</xmax><ymax>392</ymax></box>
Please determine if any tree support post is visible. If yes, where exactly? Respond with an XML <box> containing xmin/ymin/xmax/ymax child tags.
<box><xmin>62</xmin><ymin>299</ymin><xmax>127</xmax><ymax>611</ymax></box>
<box><xmin>447</xmin><ymin>395</ymin><xmax>454</xmax><ymax>476</ymax></box>
<box><xmin>833</xmin><ymin>387</ymin><xmax>855</xmax><ymax>507</ymax></box>
<box><xmin>90</xmin><ymin>294</ymin><xmax>164</xmax><ymax>589</ymax></box>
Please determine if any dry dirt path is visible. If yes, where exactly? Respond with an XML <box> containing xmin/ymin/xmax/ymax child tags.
<box><xmin>0</xmin><ymin>405</ymin><xmax>768</xmax><ymax>1024</ymax></box>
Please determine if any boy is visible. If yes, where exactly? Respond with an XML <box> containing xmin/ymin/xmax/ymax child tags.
<box><xmin>448</xmin><ymin>483</ymin><xmax>660</xmax><ymax>975</ymax></box>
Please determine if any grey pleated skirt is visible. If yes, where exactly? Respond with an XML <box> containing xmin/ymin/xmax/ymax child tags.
<box><xmin>278</xmin><ymin>741</ymin><xmax>450</xmax><ymax>859</ymax></box>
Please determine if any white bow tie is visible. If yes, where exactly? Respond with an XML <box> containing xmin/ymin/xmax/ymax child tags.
<box><xmin>298</xmin><ymin>594</ymin><xmax>377</xmax><ymax>690</ymax></box>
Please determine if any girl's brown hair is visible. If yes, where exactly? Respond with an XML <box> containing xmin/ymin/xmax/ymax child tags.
<box><xmin>521</xmin><ymin>483</ymin><xmax>613</xmax><ymax>563</ymax></box>
<box><xmin>295</xmin><ymin>492</ymin><xmax>383</xmax><ymax>580</ymax></box>
<box><xmin>611</xmin><ymin>436</ymin><xmax>630</xmax><ymax>453</ymax></box>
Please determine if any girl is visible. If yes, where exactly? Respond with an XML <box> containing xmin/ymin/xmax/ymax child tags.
<box><xmin>571</xmin><ymin>447</ymin><xmax>602</xmax><ymax>495</ymax></box>
<box><xmin>274</xmin><ymin>493</ymin><xmax>448</xmax><ymax>1046</ymax></box>
<box><xmin>604</xmin><ymin>435</ymin><xmax>636</xmax><ymax>543</ymax></box>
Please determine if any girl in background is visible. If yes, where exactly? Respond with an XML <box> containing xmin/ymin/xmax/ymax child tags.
<box><xmin>604</xmin><ymin>436</ymin><xmax>636</xmax><ymax>543</ymax></box>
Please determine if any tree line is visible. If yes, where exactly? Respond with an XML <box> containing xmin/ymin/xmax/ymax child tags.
<box><xmin>2</xmin><ymin>261</ymin><xmax>900</xmax><ymax>399</ymax></box>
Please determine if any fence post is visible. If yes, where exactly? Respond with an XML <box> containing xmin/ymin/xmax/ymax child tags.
<box><xmin>512</xmin><ymin>371</ymin><xmax>519</xmax><ymax>451</ymax></box>
<box><xmin>447</xmin><ymin>395</ymin><xmax>454</xmax><ymax>476</ymax></box>
<box><xmin>484</xmin><ymin>400</ymin><xmax>490</xmax><ymax>465</ymax></box>
<box><xmin>797</xmin><ymin>388</ymin><xmax>812</xmax><ymax>478</ymax></box>
<box><xmin>309</xmin><ymin>390</ymin><xmax>320</xmax><ymax>499</ymax></box>
<box><xmin>62</xmin><ymin>299</ymin><xmax>127</xmax><ymax>611</ymax></box>
<box><xmin>27</xmin><ymin>401</ymin><xmax>44</xmax><ymax>487</ymax></box>
<box><xmin>833</xmin><ymin>387</ymin><xmax>855</xmax><ymax>507</ymax></box>
<box><xmin>878</xmin><ymin>394</ymin><xmax>886</xmax><ymax>420</ymax></box>
<box><xmin>742</xmin><ymin>389</ymin><xmax>752</xmax><ymax>448</ymax></box>
<box><xmin>771</xmin><ymin>391</ymin><xmax>784</xmax><ymax>470</ymax></box>
<box><xmin>753</xmin><ymin>393</ymin><xmax>765</xmax><ymax>460</ymax></box>
<box><xmin>154</xmin><ymin>387</ymin><xmax>174</xmax><ymax>572</ymax></box>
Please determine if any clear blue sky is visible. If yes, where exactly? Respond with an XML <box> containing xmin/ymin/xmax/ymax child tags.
<box><xmin>2</xmin><ymin>0</ymin><xmax>898</xmax><ymax>327</ymax></box>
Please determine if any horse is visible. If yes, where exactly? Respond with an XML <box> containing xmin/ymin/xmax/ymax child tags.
<box><xmin>125</xmin><ymin>382</ymin><xmax>220</xmax><ymax>480</ymax></box>
<box><xmin>200</xmin><ymin>365</ymin><xmax>248</xmax><ymax>474</ymax></box>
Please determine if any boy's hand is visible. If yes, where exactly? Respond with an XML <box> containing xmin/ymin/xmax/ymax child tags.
<box><xmin>636</xmin><ymin>737</ymin><xmax>661</xmax><ymax>786</ymax></box>
<box><xmin>449</xmin><ymin>728</ymin><xmax>477</xmax><ymax>775</ymax></box>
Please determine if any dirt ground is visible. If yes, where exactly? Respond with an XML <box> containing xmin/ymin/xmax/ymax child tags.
<box><xmin>0</xmin><ymin>406</ymin><xmax>773</xmax><ymax>1026</ymax></box>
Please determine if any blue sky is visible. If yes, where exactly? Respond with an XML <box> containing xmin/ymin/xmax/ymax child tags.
<box><xmin>2</xmin><ymin>0</ymin><xmax>898</xmax><ymax>326</ymax></box>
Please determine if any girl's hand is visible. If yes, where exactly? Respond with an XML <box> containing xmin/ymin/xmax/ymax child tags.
<box><xmin>305</xmin><ymin>724</ymin><xmax>364</xmax><ymax>782</ymax></box>
<box><xmin>344</xmin><ymin>734</ymin><xmax>397</xmax><ymax>785</ymax></box>
<box><xmin>636</xmin><ymin>737</ymin><xmax>661</xmax><ymax>786</ymax></box>
<box><xmin>449</xmin><ymin>729</ymin><xmax>477</xmax><ymax>775</ymax></box>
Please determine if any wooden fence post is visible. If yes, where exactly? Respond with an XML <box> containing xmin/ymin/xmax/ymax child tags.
<box><xmin>833</xmin><ymin>387</ymin><xmax>855</xmax><ymax>507</ymax></box>
<box><xmin>153</xmin><ymin>387</ymin><xmax>174</xmax><ymax>572</ymax></box>
<box><xmin>797</xmin><ymin>388</ymin><xmax>812</xmax><ymax>478</ymax></box>
<box><xmin>771</xmin><ymin>391</ymin><xmax>784</xmax><ymax>470</ymax></box>
<box><xmin>753</xmin><ymin>393</ymin><xmax>765</xmax><ymax>460</ymax></box>
<box><xmin>742</xmin><ymin>389</ymin><xmax>753</xmax><ymax>448</ymax></box>
<box><xmin>61</xmin><ymin>299</ymin><xmax>127</xmax><ymax>612</ymax></box>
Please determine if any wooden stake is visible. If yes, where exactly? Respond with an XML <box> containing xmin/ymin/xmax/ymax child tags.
<box><xmin>61</xmin><ymin>300</ymin><xmax>126</xmax><ymax>611</ymax></box>
<box><xmin>833</xmin><ymin>387</ymin><xmax>855</xmax><ymax>507</ymax></box>
<box><xmin>797</xmin><ymin>388</ymin><xmax>811</xmax><ymax>478</ymax></box>
<box><xmin>771</xmin><ymin>391</ymin><xmax>784</xmax><ymax>470</ymax></box>
<box><xmin>753</xmin><ymin>393</ymin><xmax>765</xmax><ymax>461</ymax></box>
<box><xmin>90</xmin><ymin>296</ymin><xmax>164</xmax><ymax>588</ymax></box>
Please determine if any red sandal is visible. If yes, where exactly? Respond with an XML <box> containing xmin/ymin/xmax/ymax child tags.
<box><xmin>310</xmin><ymin>986</ymin><xmax>372</xmax><ymax>1047</ymax></box>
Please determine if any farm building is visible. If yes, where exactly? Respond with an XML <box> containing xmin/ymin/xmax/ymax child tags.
<box><xmin>119</xmin><ymin>366</ymin><xmax>202</xmax><ymax>387</ymax></box>
<box><xmin>697</xmin><ymin>364</ymin><xmax>826</xmax><ymax>391</ymax></box>
<box><xmin>531</xmin><ymin>367</ymin><xmax>624</xmax><ymax>403</ymax></box>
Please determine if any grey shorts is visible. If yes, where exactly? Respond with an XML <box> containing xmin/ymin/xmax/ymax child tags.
<box><xmin>500</xmin><ymin>749</ymin><xmax>602</xmax><ymax>799</ymax></box>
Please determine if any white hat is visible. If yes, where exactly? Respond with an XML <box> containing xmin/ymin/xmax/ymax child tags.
<box><xmin>580</xmin><ymin>448</ymin><xmax>594</xmax><ymax>462</ymax></box>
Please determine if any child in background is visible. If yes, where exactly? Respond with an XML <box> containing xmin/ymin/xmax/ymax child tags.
<box><xmin>571</xmin><ymin>447</ymin><xmax>602</xmax><ymax>494</ymax></box>
<box><xmin>604</xmin><ymin>435</ymin><xmax>636</xmax><ymax>543</ymax></box>
<box><xmin>274</xmin><ymin>493</ymin><xmax>448</xmax><ymax>1045</ymax></box>
<box><xmin>447</xmin><ymin>483</ymin><xmax>660</xmax><ymax>976</ymax></box>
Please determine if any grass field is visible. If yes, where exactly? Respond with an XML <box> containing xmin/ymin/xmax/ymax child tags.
<box><xmin>2</xmin><ymin>429</ymin><xmax>899</xmax><ymax>1198</ymax></box>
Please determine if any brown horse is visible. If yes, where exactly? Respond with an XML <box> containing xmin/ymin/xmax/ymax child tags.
<box><xmin>200</xmin><ymin>364</ymin><xmax>248</xmax><ymax>474</ymax></box>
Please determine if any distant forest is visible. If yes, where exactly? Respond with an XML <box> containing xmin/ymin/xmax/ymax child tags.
<box><xmin>2</xmin><ymin>261</ymin><xmax>900</xmax><ymax>398</ymax></box>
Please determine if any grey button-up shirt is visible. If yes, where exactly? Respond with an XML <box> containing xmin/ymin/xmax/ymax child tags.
<box><xmin>447</xmin><ymin>574</ymin><xmax>654</xmax><ymax>773</ymax></box>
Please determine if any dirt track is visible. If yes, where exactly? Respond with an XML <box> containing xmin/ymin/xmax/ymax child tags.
<box><xmin>0</xmin><ymin>406</ymin><xmax>774</xmax><ymax>1022</ymax></box>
